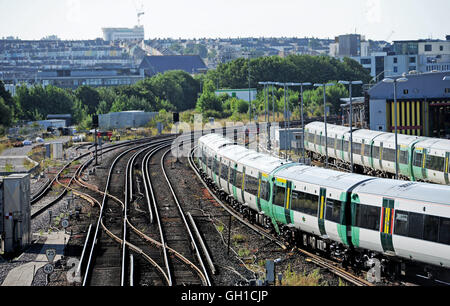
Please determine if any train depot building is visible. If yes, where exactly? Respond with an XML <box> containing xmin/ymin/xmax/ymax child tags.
<box><xmin>368</xmin><ymin>71</ymin><xmax>450</xmax><ymax>139</ymax></box>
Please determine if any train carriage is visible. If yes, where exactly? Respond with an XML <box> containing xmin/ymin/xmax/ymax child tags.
<box><xmin>346</xmin><ymin>129</ymin><xmax>386</xmax><ymax>170</ymax></box>
<box><xmin>412</xmin><ymin>138</ymin><xmax>450</xmax><ymax>184</ymax></box>
<box><xmin>197</xmin><ymin>133</ymin><xmax>450</xmax><ymax>282</ymax></box>
<box><xmin>351</xmin><ymin>180</ymin><xmax>450</xmax><ymax>270</ymax></box>
<box><xmin>271</xmin><ymin>165</ymin><xmax>377</xmax><ymax>249</ymax></box>
<box><xmin>198</xmin><ymin>134</ymin><xmax>232</xmax><ymax>181</ymax></box>
<box><xmin>370</xmin><ymin>133</ymin><xmax>421</xmax><ymax>178</ymax></box>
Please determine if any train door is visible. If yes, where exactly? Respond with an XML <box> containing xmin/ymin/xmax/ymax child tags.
<box><xmin>378</xmin><ymin>142</ymin><xmax>384</xmax><ymax>170</ymax></box>
<box><xmin>398</xmin><ymin>145</ymin><xmax>410</xmax><ymax>178</ymax></box>
<box><xmin>271</xmin><ymin>178</ymin><xmax>292</xmax><ymax>224</ymax></box>
<box><xmin>258</xmin><ymin>173</ymin><xmax>271</xmax><ymax>213</ymax></box>
<box><xmin>241</xmin><ymin>166</ymin><xmax>246</xmax><ymax>204</ymax></box>
<box><xmin>226</xmin><ymin>160</ymin><xmax>231</xmax><ymax>195</ymax></box>
<box><xmin>317</xmin><ymin>187</ymin><xmax>327</xmax><ymax>237</ymax></box>
<box><xmin>380</xmin><ymin>198</ymin><xmax>395</xmax><ymax>253</ymax></box>
<box><xmin>361</xmin><ymin>139</ymin><xmax>365</xmax><ymax>165</ymax></box>
<box><xmin>231</xmin><ymin>163</ymin><xmax>238</xmax><ymax>200</ymax></box>
<box><xmin>216</xmin><ymin>157</ymin><xmax>221</xmax><ymax>189</ymax></box>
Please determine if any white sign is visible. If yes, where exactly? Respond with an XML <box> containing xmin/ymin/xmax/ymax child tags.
<box><xmin>61</xmin><ymin>219</ymin><xmax>69</xmax><ymax>228</ymax></box>
<box><xmin>45</xmin><ymin>248</ymin><xmax>57</xmax><ymax>263</ymax></box>
<box><xmin>43</xmin><ymin>263</ymin><xmax>54</xmax><ymax>274</ymax></box>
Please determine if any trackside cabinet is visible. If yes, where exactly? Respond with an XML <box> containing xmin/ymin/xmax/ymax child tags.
<box><xmin>0</xmin><ymin>174</ymin><xmax>31</xmax><ymax>254</ymax></box>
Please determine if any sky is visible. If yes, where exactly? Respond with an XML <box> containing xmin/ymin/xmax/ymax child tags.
<box><xmin>0</xmin><ymin>0</ymin><xmax>449</xmax><ymax>42</ymax></box>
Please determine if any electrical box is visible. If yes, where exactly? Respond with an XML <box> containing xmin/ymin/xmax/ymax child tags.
<box><xmin>0</xmin><ymin>174</ymin><xmax>31</xmax><ymax>254</ymax></box>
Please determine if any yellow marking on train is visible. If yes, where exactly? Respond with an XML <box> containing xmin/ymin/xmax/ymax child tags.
<box><xmin>258</xmin><ymin>179</ymin><xmax>261</xmax><ymax>198</ymax></box>
<box><xmin>320</xmin><ymin>196</ymin><xmax>324</xmax><ymax>219</ymax></box>
<box><xmin>262</xmin><ymin>173</ymin><xmax>268</xmax><ymax>178</ymax></box>
<box><xmin>286</xmin><ymin>188</ymin><xmax>291</xmax><ymax>210</ymax></box>
<box><xmin>422</xmin><ymin>151</ymin><xmax>426</xmax><ymax>168</ymax></box>
<box><xmin>277</xmin><ymin>178</ymin><xmax>287</xmax><ymax>184</ymax></box>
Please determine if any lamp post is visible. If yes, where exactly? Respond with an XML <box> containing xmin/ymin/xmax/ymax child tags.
<box><xmin>338</xmin><ymin>80</ymin><xmax>363</xmax><ymax>173</ymax></box>
<box><xmin>246</xmin><ymin>52</ymin><xmax>252</xmax><ymax>122</ymax></box>
<box><xmin>382</xmin><ymin>77</ymin><xmax>408</xmax><ymax>179</ymax></box>
<box><xmin>313</xmin><ymin>83</ymin><xmax>335</xmax><ymax>168</ymax></box>
<box><xmin>275</xmin><ymin>82</ymin><xmax>289</xmax><ymax>160</ymax></box>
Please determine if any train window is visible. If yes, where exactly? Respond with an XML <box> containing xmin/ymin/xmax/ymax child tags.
<box><xmin>236</xmin><ymin>170</ymin><xmax>244</xmax><ymax>189</ymax></box>
<box><xmin>260</xmin><ymin>180</ymin><xmax>270</xmax><ymax>201</ymax></box>
<box><xmin>244</xmin><ymin>175</ymin><xmax>259</xmax><ymax>196</ymax></box>
<box><xmin>423</xmin><ymin>215</ymin><xmax>439</xmax><ymax>243</ymax></box>
<box><xmin>383</xmin><ymin>148</ymin><xmax>396</xmax><ymax>162</ymax></box>
<box><xmin>399</xmin><ymin>150</ymin><xmax>409</xmax><ymax>164</ymax></box>
<box><xmin>364</xmin><ymin>144</ymin><xmax>371</xmax><ymax>157</ymax></box>
<box><xmin>438</xmin><ymin>217</ymin><xmax>450</xmax><ymax>245</ymax></box>
<box><xmin>353</xmin><ymin>142</ymin><xmax>361</xmax><ymax>155</ymax></box>
<box><xmin>290</xmin><ymin>190</ymin><xmax>318</xmax><ymax>216</ymax></box>
<box><xmin>408</xmin><ymin>212</ymin><xmax>424</xmax><ymax>240</ymax></box>
<box><xmin>373</xmin><ymin>146</ymin><xmax>380</xmax><ymax>159</ymax></box>
<box><xmin>325</xmin><ymin>198</ymin><xmax>341</xmax><ymax>223</ymax></box>
<box><xmin>336</xmin><ymin>139</ymin><xmax>342</xmax><ymax>151</ymax></box>
<box><xmin>327</xmin><ymin>137</ymin><xmax>335</xmax><ymax>148</ymax></box>
<box><xmin>354</xmin><ymin>204</ymin><xmax>380</xmax><ymax>231</ymax></box>
<box><xmin>308</xmin><ymin>132</ymin><xmax>315</xmax><ymax>143</ymax></box>
<box><xmin>425</xmin><ymin>154</ymin><xmax>445</xmax><ymax>172</ymax></box>
<box><xmin>220</xmin><ymin>163</ymin><xmax>229</xmax><ymax>181</ymax></box>
<box><xmin>207</xmin><ymin>156</ymin><xmax>213</xmax><ymax>169</ymax></box>
<box><xmin>229</xmin><ymin>167</ymin><xmax>236</xmax><ymax>185</ymax></box>
<box><xmin>343</xmin><ymin>140</ymin><xmax>349</xmax><ymax>152</ymax></box>
<box><xmin>213</xmin><ymin>159</ymin><xmax>220</xmax><ymax>176</ymax></box>
<box><xmin>394</xmin><ymin>210</ymin><xmax>409</xmax><ymax>237</ymax></box>
<box><xmin>413</xmin><ymin>151</ymin><xmax>423</xmax><ymax>167</ymax></box>
<box><xmin>273</xmin><ymin>185</ymin><xmax>286</xmax><ymax>207</ymax></box>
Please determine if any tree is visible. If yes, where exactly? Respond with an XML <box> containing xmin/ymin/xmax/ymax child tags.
<box><xmin>0</xmin><ymin>97</ymin><xmax>12</xmax><ymax>127</ymax></box>
<box><xmin>75</xmin><ymin>85</ymin><xmax>101</xmax><ymax>115</ymax></box>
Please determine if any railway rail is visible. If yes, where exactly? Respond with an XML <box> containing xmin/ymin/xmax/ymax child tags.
<box><xmin>75</xmin><ymin>135</ymin><xmax>211</xmax><ymax>286</ymax></box>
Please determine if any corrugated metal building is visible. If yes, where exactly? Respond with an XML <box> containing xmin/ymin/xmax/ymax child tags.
<box><xmin>368</xmin><ymin>71</ymin><xmax>450</xmax><ymax>138</ymax></box>
<box><xmin>99</xmin><ymin>111</ymin><xmax>159</xmax><ymax>129</ymax></box>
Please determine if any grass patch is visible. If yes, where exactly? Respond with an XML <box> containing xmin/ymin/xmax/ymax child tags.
<box><xmin>232</xmin><ymin>234</ymin><xmax>246</xmax><ymax>243</ymax></box>
<box><xmin>4</xmin><ymin>162</ymin><xmax>14</xmax><ymax>172</ymax></box>
<box><xmin>281</xmin><ymin>266</ymin><xmax>326</xmax><ymax>286</ymax></box>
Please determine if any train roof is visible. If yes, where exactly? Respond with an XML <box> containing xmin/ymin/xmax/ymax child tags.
<box><xmin>415</xmin><ymin>138</ymin><xmax>450</xmax><ymax>151</ymax></box>
<box><xmin>350</xmin><ymin>129</ymin><xmax>387</xmax><ymax>140</ymax></box>
<box><xmin>352</xmin><ymin>179</ymin><xmax>450</xmax><ymax>206</ymax></box>
<box><xmin>199</xmin><ymin>134</ymin><xmax>233</xmax><ymax>151</ymax></box>
<box><xmin>372</xmin><ymin>132</ymin><xmax>422</xmax><ymax>146</ymax></box>
<box><xmin>274</xmin><ymin>164</ymin><xmax>375</xmax><ymax>191</ymax></box>
<box><xmin>237</xmin><ymin>151</ymin><xmax>288</xmax><ymax>174</ymax></box>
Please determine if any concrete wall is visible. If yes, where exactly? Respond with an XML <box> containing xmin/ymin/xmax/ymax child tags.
<box><xmin>99</xmin><ymin>111</ymin><xmax>158</xmax><ymax>129</ymax></box>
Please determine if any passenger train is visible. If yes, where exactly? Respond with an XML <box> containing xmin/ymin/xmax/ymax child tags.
<box><xmin>197</xmin><ymin>133</ymin><xmax>450</xmax><ymax>284</ymax></box>
<box><xmin>304</xmin><ymin>122</ymin><xmax>450</xmax><ymax>185</ymax></box>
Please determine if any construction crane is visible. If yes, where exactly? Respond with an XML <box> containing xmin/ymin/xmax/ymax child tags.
<box><xmin>133</xmin><ymin>0</ymin><xmax>145</xmax><ymax>26</ymax></box>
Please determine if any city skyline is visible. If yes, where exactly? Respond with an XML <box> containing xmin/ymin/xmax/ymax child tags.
<box><xmin>0</xmin><ymin>0</ymin><xmax>449</xmax><ymax>42</ymax></box>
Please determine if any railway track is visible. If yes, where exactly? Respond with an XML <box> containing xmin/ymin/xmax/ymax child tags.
<box><xmin>76</xmin><ymin>135</ymin><xmax>211</xmax><ymax>286</ymax></box>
